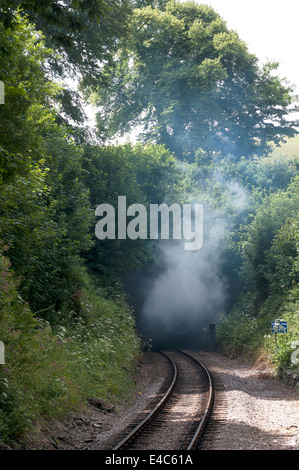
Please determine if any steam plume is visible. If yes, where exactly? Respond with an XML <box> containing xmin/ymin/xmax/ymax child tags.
<box><xmin>139</xmin><ymin>170</ymin><xmax>249</xmax><ymax>350</ymax></box>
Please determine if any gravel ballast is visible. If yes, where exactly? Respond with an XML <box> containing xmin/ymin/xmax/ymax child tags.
<box><xmin>23</xmin><ymin>351</ymin><xmax>299</xmax><ymax>451</ymax></box>
<box><xmin>194</xmin><ymin>351</ymin><xmax>299</xmax><ymax>450</ymax></box>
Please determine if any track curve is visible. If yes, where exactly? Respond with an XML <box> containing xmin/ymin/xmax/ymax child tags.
<box><xmin>112</xmin><ymin>350</ymin><xmax>214</xmax><ymax>450</ymax></box>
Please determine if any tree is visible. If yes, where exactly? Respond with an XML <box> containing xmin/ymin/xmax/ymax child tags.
<box><xmin>0</xmin><ymin>12</ymin><xmax>93</xmax><ymax>318</ymax></box>
<box><xmin>81</xmin><ymin>143</ymin><xmax>180</xmax><ymax>282</ymax></box>
<box><xmin>240</xmin><ymin>176</ymin><xmax>299</xmax><ymax>302</ymax></box>
<box><xmin>0</xmin><ymin>14</ymin><xmax>59</xmax><ymax>166</ymax></box>
<box><xmin>0</xmin><ymin>0</ymin><xmax>133</xmax><ymax>124</ymax></box>
<box><xmin>93</xmin><ymin>0</ymin><xmax>298</xmax><ymax>161</ymax></box>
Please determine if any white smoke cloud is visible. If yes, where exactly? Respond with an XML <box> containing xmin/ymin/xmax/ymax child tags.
<box><xmin>139</xmin><ymin>170</ymin><xmax>250</xmax><ymax>349</ymax></box>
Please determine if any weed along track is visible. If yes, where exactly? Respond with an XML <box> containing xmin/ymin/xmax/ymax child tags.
<box><xmin>23</xmin><ymin>349</ymin><xmax>299</xmax><ymax>451</ymax></box>
<box><xmin>108</xmin><ymin>350</ymin><xmax>215</xmax><ymax>451</ymax></box>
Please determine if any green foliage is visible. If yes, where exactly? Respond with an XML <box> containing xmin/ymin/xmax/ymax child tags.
<box><xmin>1</xmin><ymin>0</ymin><xmax>133</xmax><ymax>123</ymax></box>
<box><xmin>0</xmin><ymin>243</ymin><xmax>37</xmax><ymax>329</ymax></box>
<box><xmin>82</xmin><ymin>143</ymin><xmax>181</xmax><ymax>281</ymax></box>
<box><xmin>0</xmin><ymin>6</ymin><xmax>187</xmax><ymax>446</ymax></box>
<box><xmin>217</xmin><ymin>287</ymin><xmax>299</xmax><ymax>370</ymax></box>
<box><xmin>267</xmin><ymin>217</ymin><xmax>299</xmax><ymax>294</ymax></box>
<box><xmin>0</xmin><ymin>129</ymin><xmax>94</xmax><ymax>316</ymax></box>
<box><xmin>1</xmin><ymin>0</ymin><xmax>299</xmax><ymax>447</ymax></box>
<box><xmin>93</xmin><ymin>0</ymin><xmax>298</xmax><ymax>160</ymax></box>
<box><xmin>0</xmin><ymin>13</ymin><xmax>59</xmax><ymax>160</ymax></box>
<box><xmin>217</xmin><ymin>311</ymin><xmax>265</xmax><ymax>356</ymax></box>
<box><xmin>263</xmin><ymin>292</ymin><xmax>299</xmax><ymax>369</ymax></box>
<box><xmin>216</xmin><ymin>161</ymin><xmax>299</xmax><ymax>368</ymax></box>
<box><xmin>0</xmin><ymin>246</ymin><xmax>140</xmax><ymax>444</ymax></box>
<box><xmin>0</xmin><ymin>11</ymin><xmax>94</xmax><ymax>316</ymax></box>
<box><xmin>0</xmin><ymin>9</ymin><xmax>144</xmax><ymax>446</ymax></box>
<box><xmin>240</xmin><ymin>176</ymin><xmax>299</xmax><ymax>300</ymax></box>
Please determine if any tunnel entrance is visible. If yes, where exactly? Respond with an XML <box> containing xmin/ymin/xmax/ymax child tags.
<box><xmin>138</xmin><ymin>319</ymin><xmax>216</xmax><ymax>352</ymax></box>
<box><xmin>123</xmin><ymin>270</ymin><xmax>218</xmax><ymax>353</ymax></box>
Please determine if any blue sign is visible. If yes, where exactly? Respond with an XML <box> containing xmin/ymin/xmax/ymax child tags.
<box><xmin>272</xmin><ymin>321</ymin><xmax>287</xmax><ymax>334</ymax></box>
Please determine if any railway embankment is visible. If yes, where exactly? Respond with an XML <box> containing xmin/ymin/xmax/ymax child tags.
<box><xmin>21</xmin><ymin>350</ymin><xmax>299</xmax><ymax>451</ymax></box>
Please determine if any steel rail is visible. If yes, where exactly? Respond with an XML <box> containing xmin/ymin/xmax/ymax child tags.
<box><xmin>112</xmin><ymin>350</ymin><xmax>214</xmax><ymax>451</ymax></box>
<box><xmin>112</xmin><ymin>351</ymin><xmax>178</xmax><ymax>450</ymax></box>
<box><xmin>178</xmin><ymin>350</ymin><xmax>214</xmax><ymax>450</ymax></box>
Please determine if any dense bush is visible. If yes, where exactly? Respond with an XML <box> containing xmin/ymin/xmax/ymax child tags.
<box><xmin>1</xmin><ymin>0</ymin><xmax>298</xmax><ymax>448</ymax></box>
<box><xmin>216</xmin><ymin>169</ymin><xmax>299</xmax><ymax>369</ymax></box>
<box><xmin>0</xmin><ymin>245</ymin><xmax>140</xmax><ymax>443</ymax></box>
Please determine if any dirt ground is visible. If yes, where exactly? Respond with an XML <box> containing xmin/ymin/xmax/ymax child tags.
<box><xmin>20</xmin><ymin>350</ymin><xmax>299</xmax><ymax>451</ymax></box>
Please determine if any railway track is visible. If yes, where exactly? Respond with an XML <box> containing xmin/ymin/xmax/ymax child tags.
<box><xmin>111</xmin><ymin>350</ymin><xmax>214</xmax><ymax>451</ymax></box>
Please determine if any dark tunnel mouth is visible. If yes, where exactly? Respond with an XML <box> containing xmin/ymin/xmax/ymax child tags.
<box><xmin>123</xmin><ymin>270</ymin><xmax>224</xmax><ymax>352</ymax></box>
<box><xmin>137</xmin><ymin>316</ymin><xmax>216</xmax><ymax>351</ymax></box>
